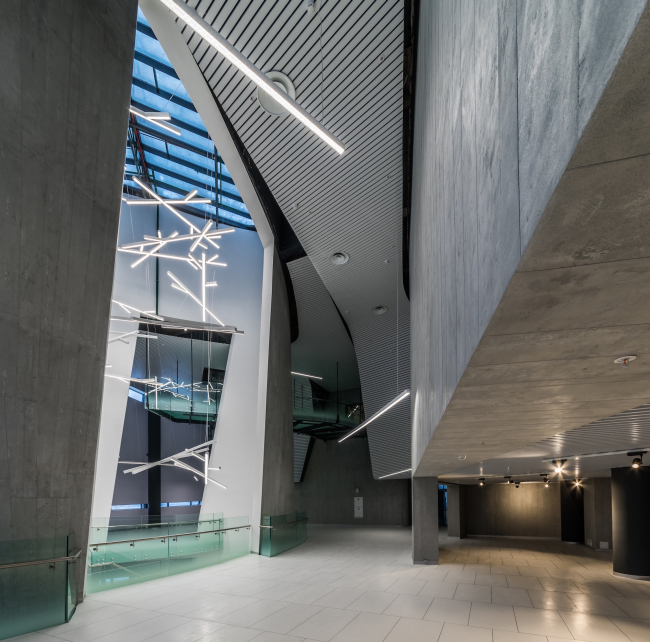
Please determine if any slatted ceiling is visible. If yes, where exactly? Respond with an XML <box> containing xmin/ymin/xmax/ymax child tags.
<box><xmin>166</xmin><ymin>0</ymin><xmax>409</xmax><ymax>478</ymax></box>
<box><xmin>446</xmin><ymin>402</ymin><xmax>650</xmax><ymax>480</ymax></box>
<box><xmin>293</xmin><ymin>433</ymin><xmax>311</xmax><ymax>482</ymax></box>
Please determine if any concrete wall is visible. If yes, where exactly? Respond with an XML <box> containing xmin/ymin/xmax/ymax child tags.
<box><xmin>584</xmin><ymin>477</ymin><xmax>612</xmax><ymax>550</ymax></box>
<box><xmin>295</xmin><ymin>438</ymin><xmax>411</xmax><ymax>526</ymax></box>
<box><xmin>447</xmin><ymin>484</ymin><xmax>467</xmax><ymax>538</ymax></box>
<box><xmin>410</xmin><ymin>0</ymin><xmax>647</xmax><ymax>472</ymax></box>
<box><xmin>464</xmin><ymin>483</ymin><xmax>561</xmax><ymax>539</ymax></box>
<box><xmin>260</xmin><ymin>251</ymin><xmax>294</xmax><ymax>517</ymax></box>
<box><xmin>0</xmin><ymin>0</ymin><xmax>137</xmax><ymax>597</ymax></box>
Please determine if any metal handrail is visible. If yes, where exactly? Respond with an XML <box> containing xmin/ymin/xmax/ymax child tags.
<box><xmin>259</xmin><ymin>518</ymin><xmax>308</xmax><ymax>529</ymax></box>
<box><xmin>0</xmin><ymin>549</ymin><xmax>82</xmax><ymax>570</ymax></box>
<box><xmin>93</xmin><ymin>517</ymin><xmax>222</xmax><ymax>532</ymax></box>
<box><xmin>89</xmin><ymin>524</ymin><xmax>250</xmax><ymax>548</ymax></box>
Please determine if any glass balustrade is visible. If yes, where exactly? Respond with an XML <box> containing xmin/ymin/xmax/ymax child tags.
<box><xmin>259</xmin><ymin>511</ymin><xmax>308</xmax><ymax>557</ymax></box>
<box><xmin>0</xmin><ymin>533</ymin><xmax>78</xmax><ymax>640</ymax></box>
<box><xmin>86</xmin><ymin>515</ymin><xmax>249</xmax><ymax>593</ymax></box>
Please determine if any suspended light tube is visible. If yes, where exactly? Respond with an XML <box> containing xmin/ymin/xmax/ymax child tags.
<box><xmin>291</xmin><ymin>371</ymin><xmax>322</xmax><ymax>380</ymax></box>
<box><xmin>339</xmin><ymin>389</ymin><xmax>410</xmax><ymax>443</ymax></box>
<box><xmin>378</xmin><ymin>468</ymin><xmax>412</xmax><ymax>479</ymax></box>
<box><xmin>156</xmin><ymin>0</ymin><xmax>345</xmax><ymax>155</ymax></box>
<box><xmin>129</xmin><ymin>105</ymin><xmax>182</xmax><ymax>136</ymax></box>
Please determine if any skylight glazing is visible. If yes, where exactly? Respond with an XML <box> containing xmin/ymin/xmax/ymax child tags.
<box><xmin>124</xmin><ymin>9</ymin><xmax>253</xmax><ymax>229</ymax></box>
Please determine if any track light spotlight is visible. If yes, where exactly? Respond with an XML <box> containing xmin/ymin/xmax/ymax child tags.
<box><xmin>543</xmin><ymin>476</ymin><xmax>549</xmax><ymax>487</ymax></box>
<box><xmin>515</xmin><ymin>482</ymin><xmax>520</xmax><ymax>489</ymax></box>
<box><xmin>629</xmin><ymin>452</ymin><xmax>645</xmax><ymax>468</ymax></box>
<box><xmin>552</xmin><ymin>459</ymin><xmax>566</xmax><ymax>473</ymax></box>
<box><xmin>479</xmin><ymin>478</ymin><xmax>485</xmax><ymax>486</ymax></box>
<box><xmin>504</xmin><ymin>476</ymin><xmax>512</xmax><ymax>484</ymax></box>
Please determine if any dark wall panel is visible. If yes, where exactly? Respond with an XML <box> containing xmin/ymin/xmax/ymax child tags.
<box><xmin>465</xmin><ymin>483</ymin><xmax>560</xmax><ymax>538</ymax></box>
<box><xmin>295</xmin><ymin>438</ymin><xmax>410</xmax><ymax>526</ymax></box>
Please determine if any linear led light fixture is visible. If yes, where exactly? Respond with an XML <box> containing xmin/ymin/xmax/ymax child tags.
<box><xmin>339</xmin><ymin>389</ymin><xmax>410</xmax><ymax>443</ymax></box>
<box><xmin>113</xmin><ymin>300</ymin><xmax>163</xmax><ymax>321</ymax></box>
<box><xmin>291</xmin><ymin>371</ymin><xmax>322</xmax><ymax>380</ymax></box>
<box><xmin>124</xmin><ymin>188</ymin><xmax>212</xmax><ymax>206</ymax></box>
<box><xmin>156</xmin><ymin>0</ymin><xmax>345</xmax><ymax>155</ymax></box>
<box><xmin>378</xmin><ymin>468</ymin><xmax>412</xmax><ymax>479</ymax></box>
<box><xmin>129</xmin><ymin>105</ymin><xmax>182</xmax><ymax>135</ymax></box>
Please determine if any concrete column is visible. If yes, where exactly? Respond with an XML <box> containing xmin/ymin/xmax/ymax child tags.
<box><xmin>259</xmin><ymin>249</ymin><xmax>295</xmax><ymax>519</ymax></box>
<box><xmin>583</xmin><ymin>478</ymin><xmax>612</xmax><ymax>550</ymax></box>
<box><xmin>447</xmin><ymin>484</ymin><xmax>467</xmax><ymax>538</ymax></box>
<box><xmin>560</xmin><ymin>479</ymin><xmax>585</xmax><ymax>543</ymax></box>
<box><xmin>0</xmin><ymin>0</ymin><xmax>137</xmax><ymax>599</ymax></box>
<box><xmin>612</xmin><ymin>466</ymin><xmax>650</xmax><ymax>579</ymax></box>
<box><xmin>412</xmin><ymin>476</ymin><xmax>439</xmax><ymax>564</ymax></box>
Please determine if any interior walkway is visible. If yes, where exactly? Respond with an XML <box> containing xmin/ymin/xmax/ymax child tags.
<box><xmin>16</xmin><ymin>526</ymin><xmax>650</xmax><ymax>642</ymax></box>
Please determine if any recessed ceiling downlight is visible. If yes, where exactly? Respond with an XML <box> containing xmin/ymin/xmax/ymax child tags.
<box><xmin>372</xmin><ymin>306</ymin><xmax>387</xmax><ymax>315</ymax></box>
<box><xmin>257</xmin><ymin>71</ymin><xmax>296</xmax><ymax>115</ymax></box>
<box><xmin>330</xmin><ymin>251</ymin><xmax>349</xmax><ymax>266</ymax></box>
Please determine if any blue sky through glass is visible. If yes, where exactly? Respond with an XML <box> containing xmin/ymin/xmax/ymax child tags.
<box><xmin>124</xmin><ymin>9</ymin><xmax>253</xmax><ymax>229</ymax></box>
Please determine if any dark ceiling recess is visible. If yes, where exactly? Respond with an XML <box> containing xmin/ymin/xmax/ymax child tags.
<box><xmin>402</xmin><ymin>0</ymin><xmax>420</xmax><ymax>300</ymax></box>
<box><xmin>210</xmin><ymin>91</ymin><xmax>305</xmax><ymax>343</ymax></box>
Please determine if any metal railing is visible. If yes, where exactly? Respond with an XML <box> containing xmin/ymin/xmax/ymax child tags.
<box><xmin>0</xmin><ymin>550</ymin><xmax>81</xmax><ymax>570</ymax></box>
<box><xmin>89</xmin><ymin>525</ymin><xmax>250</xmax><ymax>549</ymax></box>
<box><xmin>259</xmin><ymin>519</ymin><xmax>308</xmax><ymax>530</ymax></box>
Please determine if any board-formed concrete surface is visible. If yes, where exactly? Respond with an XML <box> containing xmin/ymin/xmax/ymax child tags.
<box><xmin>411</xmin><ymin>0</ymin><xmax>650</xmax><ymax>477</ymax></box>
<box><xmin>0</xmin><ymin>0</ymin><xmax>137</xmax><ymax>599</ymax></box>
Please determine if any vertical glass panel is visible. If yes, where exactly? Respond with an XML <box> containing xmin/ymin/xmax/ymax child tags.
<box><xmin>0</xmin><ymin>536</ymin><xmax>72</xmax><ymax>640</ymax></box>
<box><xmin>259</xmin><ymin>512</ymin><xmax>308</xmax><ymax>557</ymax></box>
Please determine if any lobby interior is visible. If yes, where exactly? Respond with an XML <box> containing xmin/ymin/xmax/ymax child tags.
<box><xmin>2</xmin><ymin>1</ymin><xmax>650</xmax><ymax>641</ymax></box>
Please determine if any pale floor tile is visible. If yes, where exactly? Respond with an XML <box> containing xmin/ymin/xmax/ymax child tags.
<box><xmin>513</xmin><ymin>606</ymin><xmax>573</xmax><ymax>638</ymax></box>
<box><xmin>463</xmin><ymin>564</ymin><xmax>492</xmax><ymax>574</ymax></box>
<box><xmin>382</xmin><ymin>594</ymin><xmax>433</xmax><ymax>619</ymax></box>
<box><xmin>88</xmin><ymin>614</ymin><xmax>191</xmax><ymax>642</ymax></box>
<box><xmin>506</xmin><ymin>575</ymin><xmax>544</xmax><ymax>591</ymax></box>
<box><xmin>330</xmin><ymin>612</ymin><xmax>398</xmax><ymax>642</ymax></box>
<box><xmin>326</xmin><ymin>576</ymin><xmax>368</xmax><ymax>589</ymax></box>
<box><xmin>609</xmin><ymin>617</ymin><xmax>650</xmax><ymax>642</ymax></box>
<box><xmin>251</xmin><ymin>603</ymin><xmax>322</xmax><ymax>635</ymax></box>
<box><xmin>423</xmin><ymin>598</ymin><xmax>471</xmax><ymax>625</ymax></box>
<box><xmin>454</xmin><ymin>583</ymin><xmax>492</xmax><ymax>604</ymax></box>
<box><xmin>567</xmin><ymin>593</ymin><xmax>628</xmax><ymax>617</ymax></box>
<box><xmin>609</xmin><ymin>596</ymin><xmax>650</xmax><ymax>618</ymax></box>
<box><xmin>385</xmin><ymin>578</ymin><xmax>426</xmax><ymax>595</ymax></box>
<box><xmin>165</xmin><ymin>593</ymin><xmax>234</xmax><ymax>617</ymax></box>
<box><xmin>140</xmin><ymin>619</ymin><xmax>225</xmax><ymax>642</ymax></box>
<box><xmin>491</xmin><ymin>566</ymin><xmax>521</xmax><ymax>576</ymax></box>
<box><xmin>475</xmin><ymin>573</ymin><xmax>508</xmax><ymax>588</ymax></box>
<box><xmin>492</xmin><ymin>631</ymin><xmax>548</xmax><ymax>642</ymax></box>
<box><xmin>281</xmin><ymin>585</ymin><xmax>336</xmax><ymax>605</ymax></box>
<box><xmin>559</xmin><ymin>611</ymin><xmax>632</xmax><ymax>642</ymax></box>
<box><xmin>187</xmin><ymin>596</ymin><xmax>262</xmax><ymax>623</ymax></box>
<box><xmin>7</xmin><ymin>634</ymin><xmax>58</xmax><ymax>642</ymax></box>
<box><xmin>218</xmin><ymin>600</ymin><xmax>290</xmax><ymax>627</ymax></box>
<box><xmin>517</xmin><ymin>566</ymin><xmax>551</xmax><ymax>578</ymax></box>
<box><xmin>573</xmin><ymin>582</ymin><xmax>624</xmax><ymax>597</ymax></box>
<box><xmin>383</xmin><ymin>617</ymin><xmax>443</xmax><ymax>642</ymax></box>
<box><xmin>52</xmin><ymin>609</ymin><xmax>160</xmax><ymax>642</ymax></box>
<box><xmin>468</xmin><ymin>603</ymin><xmax>518</xmax><ymax>632</ymax></box>
<box><xmin>539</xmin><ymin>578</ymin><xmax>580</xmax><ymax>592</ymax></box>
<box><xmin>313</xmin><ymin>588</ymin><xmax>365</xmax><ymax>609</ymax></box>
<box><xmin>286</xmin><ymin>607</ymin><xmax>358</xmax><ymax>641</ymax></box>
<box><xmin>253</xmin><ymin>583</ymin><xmax>306</xmax><ymax>601</ymax></box>
<box><xmin>354</xmin><ymin>577</ymin><xmax>398</xmax><ymax>592</ymax></box>
<box><xmin>437</xmin><ymin>622</ymin><xmax>492</xmax><ymax>642</ymax></box>
<box><xmin>418</xmin><ymin>581</ymin><xmax>457</xmax><ymax>599</ymax></box>
<box><xmin>252</xmin><ymin>634</ymin><xmax>305</xmax><ymax>642</ymax></box>
<box><xmin>229</xmin><ymin>580</ymin><xmax>283</xmax><ymax>597</ymax></box>
<box><xmin>199</xmin><ymin>625</ymin><xmax>262</xmax><ymax>642</ymax></box>
<box><xmin>43</xmin><ymin>605</ymin><xmax>136</xmax><ymax>635</ymax></box>
<box><xmin>443</xmin><ymin>571</ymin><xmax>476</xmax><ymax>585</ymax></box>
<box><xmin>492</xmin><ymin>587</ymin><xmax>534</xmax><ymax>608</ymax></box>
<box><xmin>346</xmin><ymin>591</ymin><xmax>397</xmax><ymax>614</ymax></box>
<box><xmin>527</xmin><ymin>590</ymin><xmax>579</xmax><ymax>612</ymax></box>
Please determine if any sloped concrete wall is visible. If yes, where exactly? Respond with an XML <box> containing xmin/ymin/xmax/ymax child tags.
<box><xmin>0</xmin><ymin>0</ymin><xmax>137</xmax><ymax>598</ymax></box>
<box><xmin>411</xmin><ymin>0</ymin><xmax>647</xmax><ymax>471</ymax></box>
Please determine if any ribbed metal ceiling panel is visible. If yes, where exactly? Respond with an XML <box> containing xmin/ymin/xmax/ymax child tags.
<box><xmin>168</xmin><ymin>0</ymin><xmax>410</xmax><ymax>478</ymax></box>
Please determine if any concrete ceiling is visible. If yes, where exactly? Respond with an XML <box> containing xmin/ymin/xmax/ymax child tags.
<box><xmin>440</xmin><ymin>402</ymin><xmax>650</xmax><ymax>483</ymax></box>
<box><xmin>416</xmin><ymin>8</ymin><xmax>650</xmax><ymax>477</ymax></box>
<box><xmin>159</xmin><ymin>0</ymin><xmax>411</xmax><ymax>478</ymax></box>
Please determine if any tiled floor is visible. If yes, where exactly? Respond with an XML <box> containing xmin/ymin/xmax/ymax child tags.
<box><xmin>14</xmin><ymin>526</ymin><xmax>650</xmax><ymax>642</ymax></box>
